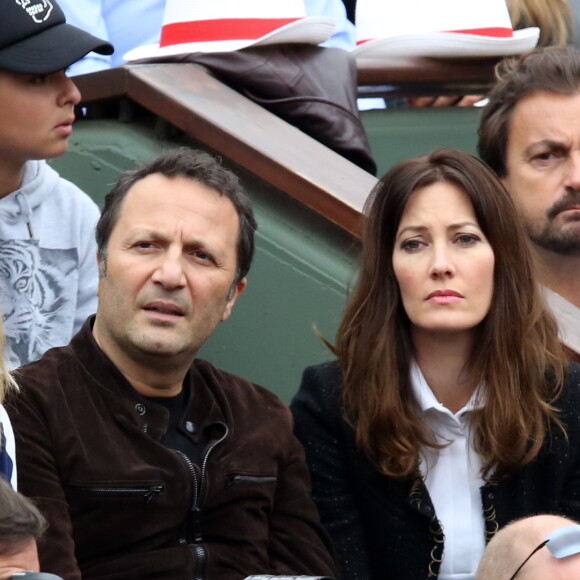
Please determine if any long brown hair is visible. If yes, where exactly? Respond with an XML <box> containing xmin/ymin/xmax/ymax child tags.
<box><xmin>336</xmin><ymin>148</ymin><xmax>566</xmax><ymax>480</ymax></box>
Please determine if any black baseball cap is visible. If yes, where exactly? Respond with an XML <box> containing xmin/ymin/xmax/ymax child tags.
<box><xmin>0</xmin><ymin>0</ymin><xmax>114</xmax><ymax>74</ymax></box>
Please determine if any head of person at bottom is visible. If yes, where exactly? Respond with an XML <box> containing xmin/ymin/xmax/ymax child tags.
<box><xmin>93</xmin><ymin>147</ymin><xmax>256</xmax><ymax>396</ymax></box>
<box><xmin>0</xmin><ymin>477</ymin><xmax>47</xmax><ymax>578</ymax></box>
<box><xmin>336</xmin><ymin>147</ymin><xmax>566</xmax><ymax>480</ymax></box>
<box><xmin>476</xmin><ymin>514</ymin><xmax>580</xmax><ymax>580</ymax></box>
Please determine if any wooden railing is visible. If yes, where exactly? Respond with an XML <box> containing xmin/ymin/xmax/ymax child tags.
<box><xmin>357</xmin><ymin>56</ymin><xmax>498</xmax><ymax>97</ymax></box>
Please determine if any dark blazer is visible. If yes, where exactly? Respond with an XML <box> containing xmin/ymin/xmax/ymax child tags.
<box><xmin>291</xmin><ymin>361</ymin><xmax>580</xmax><ymax>579</ymax></box>
<box><xmin>7</xmin><ymin>318</ymin><xmax>337</xmax><ymax>580</ymax></box>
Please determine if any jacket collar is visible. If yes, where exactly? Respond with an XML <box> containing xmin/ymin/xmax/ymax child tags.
<box><xmin>69</xmin><ymin>316</ymin><xmax>228</xmax><ymax>441</ymax></box>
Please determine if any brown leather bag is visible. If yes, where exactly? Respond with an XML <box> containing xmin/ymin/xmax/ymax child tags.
<box><xmin>171</xmin><ymin>45</ymin><xmax>377</xmax><ymax>175</ymax></box>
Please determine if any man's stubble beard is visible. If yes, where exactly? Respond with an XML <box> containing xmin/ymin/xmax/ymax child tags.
<box><xmin>526</xmin><ymin>191</ymin><xmax>580</xmax><ymax>256</ymax></box>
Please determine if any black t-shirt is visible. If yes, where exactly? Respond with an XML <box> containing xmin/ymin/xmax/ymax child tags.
<box><xmin>146</xmin><ymin>384</ymin><xmax>210</xmax><ymax>466</ymax></box>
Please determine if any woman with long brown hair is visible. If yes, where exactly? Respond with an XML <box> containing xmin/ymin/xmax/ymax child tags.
<box><xmin>291</xmin><ymin>148</ymin><xmax>580</xmax><ymax>579</ymax></box>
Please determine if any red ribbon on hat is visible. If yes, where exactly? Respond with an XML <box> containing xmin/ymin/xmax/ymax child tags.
<box><xmin>448</xmin><ymin>26</ymin><xmax>513</xmax><ymax>37</ymax></box>
<box><xmin>160</xmin><ymin>18</ymin><xmax>300</xmax><ymax>47</ymax></box>
<box><xmin>356</xmin><ymin>26</ymin><xmax>513</xmax><ymax>45</ymax></box>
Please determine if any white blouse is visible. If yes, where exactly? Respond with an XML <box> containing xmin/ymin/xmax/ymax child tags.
<box><xmin>410</xmin><ymin>362</ymin><xmax>485</xmax><ymax>580</ymax></box>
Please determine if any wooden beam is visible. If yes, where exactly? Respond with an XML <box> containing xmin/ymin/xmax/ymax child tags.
<box><xmin>357</xmin><ymin>56</ymin><xmax>498</xmax><ymax>96</ymax></box>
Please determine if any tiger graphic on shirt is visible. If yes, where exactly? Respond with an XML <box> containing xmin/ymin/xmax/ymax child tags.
<box><xmin>0</xmin><ymin>240</ymin><xmax>78</xmax><ymax>368</ymax></box>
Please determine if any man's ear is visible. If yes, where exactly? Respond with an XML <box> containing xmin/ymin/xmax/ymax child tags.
<box><xmin>221</xmin><ymin>278</ymin><xmax>247</xmax><ymax>322</ymax></box>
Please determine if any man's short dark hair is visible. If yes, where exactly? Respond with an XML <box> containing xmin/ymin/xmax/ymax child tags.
<box><xmin>96</xmin><ymin>148</ymin><xmax>257</xmax><ymax>284</ymax></box>
<box><xmin>0</xmin><ymin>478</ymin><xmax>47</xmax><ymax>555</ymax></box>
<box><xmin>479</xmin><ymin>46</ymin><xmax>580</xmax><ymax>177</ymax></box>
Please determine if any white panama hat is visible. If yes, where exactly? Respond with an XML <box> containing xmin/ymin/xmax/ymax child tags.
<box><xmin>124</xmin><ymin>0</ymin><xmax>337</xmax><ymax>61</ymax></box>
<box><xmin>352</xmin><ymin>0</ymin><xmax>539</xmax><ymax>59</ymax></box>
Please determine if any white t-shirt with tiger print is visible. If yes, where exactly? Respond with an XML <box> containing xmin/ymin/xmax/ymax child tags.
<box><xmin>0</xmin><ymin>160</ymin><xmax>100</xmax><ymax>369</ymax></box>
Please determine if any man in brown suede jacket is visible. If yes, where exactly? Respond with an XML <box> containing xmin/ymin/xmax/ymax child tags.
<box><xmin>7</xmin><ymin>148</ymin><xmax>336</xmax><ymax>580</ymax></box>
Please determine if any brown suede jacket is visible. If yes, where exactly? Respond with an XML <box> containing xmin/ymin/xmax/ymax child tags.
<box><xmin>7</xmin><ymin>318</ymin><xmax>337</xmax><ymax>580</ymax></box>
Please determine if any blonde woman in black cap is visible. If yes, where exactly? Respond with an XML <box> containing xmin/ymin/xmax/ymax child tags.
<box><xmin>0</xmin><ymin>0</ymin><xmax>112</xmax><ymax>368</ymax></box>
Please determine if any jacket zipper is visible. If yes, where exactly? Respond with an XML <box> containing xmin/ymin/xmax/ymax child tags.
<box><xmin>175</xmin><ymin>422</ymin><xmax>229</xmax><ymax>580</ymax></box>
<box><xmin>71</xmin><ymin>484</ymin><xmax>163</xmax><ymax>504</ymax></box>
<box><xmin>191</xmin><ymin>544</ymin><xmax>207</xmax><ymax>580</ymax></box>
<box><xmin>228</xmin><ymin>474</ymin><xmax>277</xmax><ymax>484</ymax></box>
<box><xmin>176</xmin><ymin>451</ymin><xmax>199</xmax><ymax>514</ymax></box>
<box><xmin>198</xmin><ymin>423</ymin><xmax>229</xmax><ymax>507</ymax></box>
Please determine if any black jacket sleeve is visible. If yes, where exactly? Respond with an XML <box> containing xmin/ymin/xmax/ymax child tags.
<box><xmin>291</xmin><ymin>362</ymin><xmax>370</xmax><ymax>580</ymax></box>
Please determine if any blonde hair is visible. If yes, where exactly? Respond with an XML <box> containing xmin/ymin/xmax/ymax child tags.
<box><xmin>0</xmin><ymin>318</ymin><xmax>17</xmax><ymax>403</ymax></box>
<box><xmin>507</xmin><ymin>0</ymin><xmax>573</xmax><ymax>46</ymax></box>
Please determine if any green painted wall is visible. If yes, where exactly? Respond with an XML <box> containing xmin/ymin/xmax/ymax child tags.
<box><xmin>361</xmin><ymin>106</ymin><xmax>483</xmax><ymax>177</ymax></box>
<box><xmin>51</xmin><ymin>119</ymin><xmax>358</xmax><ymax>403</ymax></box>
